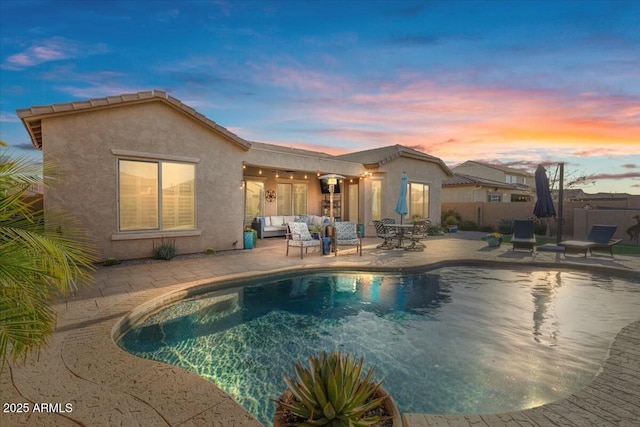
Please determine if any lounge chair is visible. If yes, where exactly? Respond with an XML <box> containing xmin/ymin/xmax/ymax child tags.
<box><xmin>511</xmin><ymin>219</ymin><xmax>536</xmax><ymax>252</ymax></box>
<box><xmin>333</xmin><ymin>221</ymin><xmax>362</xmax><ymax>256</ymax></box>
<box><xmin>286</xmin><ymin>222</ymin><xmax>321</xmax><ymax>259</ymax></box>
<box><xmin>560</xmin><ymin>225</ymin><xmax>621</xmax><ymax>257</ymax></box>
<box><xmin>373</xmin><ymin>220</ymin><xmax>397</xmax><ymax>249</ymax></box>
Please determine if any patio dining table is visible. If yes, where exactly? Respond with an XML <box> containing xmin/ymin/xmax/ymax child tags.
<box><xmin>382</xmin><ymin>223</ymin><xmax>417</xmax><ymax>249</ymax></box>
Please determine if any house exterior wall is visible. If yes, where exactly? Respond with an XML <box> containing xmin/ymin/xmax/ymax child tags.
<box><xmin>362</xmin><ymin>156</ymin><xmax>448</xmax><ymax>235</ymax></box>
<box><xmin>442</xmin><ymin>186</ymin><xmax>487</xmax><ymax>203</ymax></box>
<box><xmin>42</xmin><ymin>102</ymin><xmax>247</xmax><ymax>260</ymax></box>
<box><xmin>442</xmin><ymin>186</ymin><xmax>531</xmax><ymax>203</ymax></box>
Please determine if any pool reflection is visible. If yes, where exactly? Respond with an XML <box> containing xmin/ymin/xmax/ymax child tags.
<box><xmin>242</xmin><ymin>272</ymin><xmax>451</xmax><ymax>320</ymax></box>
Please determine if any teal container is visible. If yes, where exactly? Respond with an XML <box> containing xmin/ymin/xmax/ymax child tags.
<box><xmin>243</xmin><ymin>231</ymin><xmax>254</xmax><ymax>249</ymax></box>
<box><xmin>357</xmin><ymin>223</ymin><xmax>365</xmax><ymax>237</ymax></box>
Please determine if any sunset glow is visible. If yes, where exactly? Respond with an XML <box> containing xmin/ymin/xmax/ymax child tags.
<box><xmin>1</xmin><ymin>0</ymin><xmax>638</xmax><ymax>193</ymax></box>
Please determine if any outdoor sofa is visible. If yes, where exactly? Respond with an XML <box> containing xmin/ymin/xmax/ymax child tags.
<box><xmin>252</xmin><ymin>215</ymin><xmax>331</xmax><ymax>238</ymax></box>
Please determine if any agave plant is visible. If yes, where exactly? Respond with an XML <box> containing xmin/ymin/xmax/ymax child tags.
<box><xmin>278</xmin><ymin>351</ymin><xmax>387</xmax><ymax>427</ymax></box>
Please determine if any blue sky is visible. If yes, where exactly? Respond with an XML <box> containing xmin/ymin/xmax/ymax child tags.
<box><xmin>1</xmin><ymin>0</ymin><xmax>639</xmax><ymax>193</ymax></box>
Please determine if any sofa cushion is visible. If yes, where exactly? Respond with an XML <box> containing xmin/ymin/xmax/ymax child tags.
<box><xmin>271</xmin><ymin>216</ymin><xmax>284</xmax><ymax>226</ymax></box>
<box><xmin>296</xmin><ymin>215</ymin><xmax>311</xmax><ymax>224</ymax></box>
<box><xmin>283</xmin><ymin>215</ymin><xmax>296</xmax><ymax>224</ymax></box>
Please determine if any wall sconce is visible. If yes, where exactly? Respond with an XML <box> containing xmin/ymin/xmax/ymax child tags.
<box><xmin>242</xmin><ymin>163</ymin><xmax>246</xmax><ymax>169</ymax></box>
<box><xmin>241</xmin><ymin>180</ymin><xmax>246</xmax><ymax>189</ymax></box>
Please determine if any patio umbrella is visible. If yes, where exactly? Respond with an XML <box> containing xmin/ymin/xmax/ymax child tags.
<box><xmin>395</xmin><ymin>172</ymin><xmax>409</xmax><ymax>224</ymax></box>
<box><xmin>533</xmin><ymin>164</ymin><xmax>556</xmax><ymax>238</ymax></box>
<box><xmin>533</xmin><ymin>165</ymin><xmax>556</xmax><ymax>218</ymax></box>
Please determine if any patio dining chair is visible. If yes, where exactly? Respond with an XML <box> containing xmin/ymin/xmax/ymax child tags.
<box><xmin>405</xmin><ymin>219</ymin><xmax>430</xmax><ymax>251</ymax></box>
<box><xmin>333</xmin><ymin>221</ymin><xmax>362</xmax><ymax>256</ymax></box>
<box><xmin>373</xmin><ymin>220</ymin><xmax>397</xmax><ymax>249</ymax></box>
<box><xmin>286</xmin><ymin>222</ymin><xmax>321</xmax><ymax>259</ymax></box>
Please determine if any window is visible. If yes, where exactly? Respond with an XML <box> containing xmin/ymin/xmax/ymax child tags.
<box><xmin>118</xmin><ymin>159</ymin><xmax>195</xmax><ymax>232</ymax></box>
<box><xmin>487</xmin><ymin>193</ymin><xmax>502</xmax><ymax>202</ymax></box>
<box><xmin>371</xmin><ymin>180</ymin><xmax>381</xmax><ymax>221</ymax></box>
<box><xmin>409</xmin><ymin>182</ymin><xmax>430</xmax><ymax>218</ymax></box>
<box><xmin>244</xmin><ymin>180</ymin><xmax>265</xmax><ymax>221</ymax></box>
<box><xmin>276</xmin><ymin>182</ymin><xmax>307</xmax><ymax>215</ymax></box>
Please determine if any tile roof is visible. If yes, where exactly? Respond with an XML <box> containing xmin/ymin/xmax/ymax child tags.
<box><xmin>443</xmin><ymin>173</ymin><xmax>529</xmax><ymax>190</ymax></box>
<box><xmin>17</xmin><ymin>90</ymin><xmax>251</xmax><ymax>150</ymax></box>
<box><xmin>454</xmin><ymin>160</ymin><xmax>534</xmax><ymax>176</ymax></box>
<box><xmin>336</xmin><ymin>144</ymin><xmax>453</xmax><ymax>175</ymax></box>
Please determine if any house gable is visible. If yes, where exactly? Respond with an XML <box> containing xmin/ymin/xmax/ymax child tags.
<box><xmin>17</xmin><ymin>90</ymin><xmax>251</xmax><ymax>151</ymax></box>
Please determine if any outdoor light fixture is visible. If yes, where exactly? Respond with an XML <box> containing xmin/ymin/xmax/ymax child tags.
<box><xmin>259</xmin><ymin>169</ymin><xmax>262</xmax><ymax>175</ymax></box>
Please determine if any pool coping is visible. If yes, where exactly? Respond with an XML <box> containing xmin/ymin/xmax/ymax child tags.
<box><xmin>2</xmin><ymin>236</ymin><xmax>639</xmax><ymax>426</ymax></box>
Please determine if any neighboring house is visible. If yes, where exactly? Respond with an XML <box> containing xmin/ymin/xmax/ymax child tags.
<box><xmin>442</xmin><ymin>173</ymin><xmax>531</xmax><ymax>203</ymax></box>
<box><xmin>444</xmin><ymin>160</ymin><xmax>534</xmax><ymax>202</ymax></box>
<box><xmin>18</xmin><ymin>90</ymin><xmax>452</xmax><ymax>260</ymax></box>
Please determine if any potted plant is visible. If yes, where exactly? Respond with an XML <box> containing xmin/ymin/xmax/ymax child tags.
<box><xmin>486</xmin><ymin>232</ymin><xmax>503</xmax><ymax>247</ymax></box>
<box><xmin>274</xmin><ymin>351</ymin><xmax>401</xmax><ymax>427</ymax></box>
<box><xmin>309</xmin><ymin>223</ymin><xmax>324</xmax><ymax>239</ymax></box>
<box><xmin>243</xmin><ymin>227</ymin><xmax>255</xmax><ymax>249</ymax></box>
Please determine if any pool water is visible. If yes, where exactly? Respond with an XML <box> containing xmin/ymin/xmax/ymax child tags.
<box><xmin>118</xmin><ymin>266</ymin><xmax>640</xmax><ymax>426</ymax></box>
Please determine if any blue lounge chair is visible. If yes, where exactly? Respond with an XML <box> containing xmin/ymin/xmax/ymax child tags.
<box><xmin>511</xmin><ymin>219</ymin><xmax>536</xmax><ymax>252</ymax></box>
<box><xmin>560</xmin><ymin>225</ymin><xmax>621</xmax><ymax>257</ymax></box>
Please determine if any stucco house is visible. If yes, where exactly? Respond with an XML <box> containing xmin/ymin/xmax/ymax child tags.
<box><xmin>18</xmin><ymin>90</ymin><xmax>452</xmax><ymax>260</ymax></box>
<box><xmin>443</xmin><ymin>160</ymin><xmax>534</xmax><ymax>203</ymax></box>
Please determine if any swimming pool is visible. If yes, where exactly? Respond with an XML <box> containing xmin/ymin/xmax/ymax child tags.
<box><xmin>117</xmin><ymin>266</ymin><xmax>640</xmax><ymax>426</ymax></box>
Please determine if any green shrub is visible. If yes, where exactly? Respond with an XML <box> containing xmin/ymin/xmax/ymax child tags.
<box><xmin>278</xmin><ymin>351</ymin><xmax>386</xmax><ymax>427</ymax></box>
<box><xmin>533</xmin><ymin>218</ymin><xmax>547</xmax><ymax>235</ymax></box>
<box><xmin>441</xmin><ymin>208</ymin><xmax>461</xmax><ymax>224</ymax></box>
<box><xmin>498</xmin><ymin>218</ymin><xmax>515</xmax><ymax>235</ymax></box>
<box><xmin>427</xmin><ymin>224</ymin><xmax>446</xmax><ymax>236</ymax></box>
<box><xmin>458</xmin><ymin>220</ymin><xmax>479</xmax><ymax>231</ymax></box>
<box><xmin>152</xmin><ymin>239</ymin><xmax>176</xmax><ymax>260</ymax></box>
<box><xmin>204</xmin><ymin>248</ymin><xmax>216</xmax><ymax>255</ymax></box>
<box><xmin>103</xmin><ymin>257</ymin><xmax>120</xmax><ymax>267</ymax></box>
<box><xmin>444</xmin><ymin>215</ymin><xmax>459</xmax><ymax>226</ymax></box>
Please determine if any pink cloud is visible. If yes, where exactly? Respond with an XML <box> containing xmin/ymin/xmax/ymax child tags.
<box><xmin>3</xmin><ymin>38</ymin><xmax>109</xmax><ymax>70</ymax></box>
<box><xmin>260</xmin><ymin>73</ymin><xmax>639</xmax><ymax>164</ymax></box>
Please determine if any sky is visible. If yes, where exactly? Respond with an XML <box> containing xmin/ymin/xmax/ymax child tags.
<box><xmin>1</xmin><ymin>0</ymin><xmax>639</xmax><ymax>194</ymax></box>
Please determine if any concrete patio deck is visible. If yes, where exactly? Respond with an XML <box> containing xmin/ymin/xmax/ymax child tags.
<box><xmin>2</xmin><ymin>232</ymin><xmax>639</xmax><ymax>427</ymax></box>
